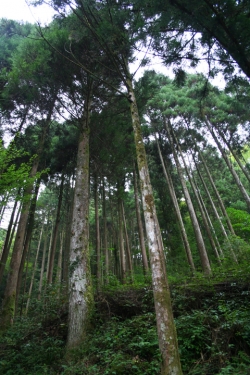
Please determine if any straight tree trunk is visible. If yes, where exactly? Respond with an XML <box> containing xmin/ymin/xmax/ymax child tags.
<box><xmin>62</xmin><ymin>189</ymin><xmax>74</xmax><ymax>288</ymax></box>
<box><xmin>118</xmin><ymin>196</ymin><xmax>126</xmax><ymax>283</ymax></box>
<box><xmin>195</xmin><ymin>158</ymin><xmax>238</xmax><ymax>262</ymax></box>
<box><xmin>46</xmin><ymin>223</ymin><xmax>54</xmax><ymax>282</ymax></box>
<box><xmin>16</xmin><ymin>179</ymin><xmax>41</xmax><ymax>311</ymax></box>
<box><xmin>155</xmin><ymin>135</ymin><xmax>195</xmax><ymax>272</ymax></box>
<box><xmin>133</xmin><ymin>163</ymin><xmax>149</xmax><ymax>274</ymax></box>
<box><xmin>94</xmin><ymin>175</ymin><xmax>101</xmax><ymax>291</ymax></box>
<box><xmin>198</xmin><ymin>151</ymin><xmax>235</xmax><ymax>236</ymax></box>
<box><xmin>56</xmin><ymin>231</ymin><xmax>64</xmax><ymax>297</ymax></box>
<box><xmin>215</xmin><ymin>125</ymin><xmax>250</xmax><ymax>184</ymax></box>
<box><xmin>205</xmin><ymin>116</ymin><xmax>250</xmax><ymax>210</ymax></box>
<box><xmin>47</xmin><ymin>174</ymin><xmax>65</xmax><ymax>284</ymax></box>
<box><xmin>38</xmin><ymin>214</ymin><xmax>50</xmax><ymax>300</ymax></box>
<box><xmin>0</xmin><ymin>104</ymin><xmax>55</xmax><ymax>330</ymax></box>
<box><xmin>172</xmin><ymin>134</ymin><xmax>221</xmax><ymax>264</ymax></box>
<box><xmin>0</xmin><ymin>198</ymin><xmax>19</xmax><ymax>285</ymax></box>
<box><xmin>122</xmin><ymin>200</ymin><xmax>133</xmax><ymax>282</ymax></box>
<box><xmin>25</xmin><ymin>223</ymin><xmax>44</xmax><ymax>314</ymax></box>
<box><xmin>67</xmin><ymin>83</ymin><xmax>93</xmax><ymax>350</ymax></box>
<box><xmin>126</xmin><ymin>74</ymin><xmax>183</xmax><ymax>374</ymax></box>
<box><xmin>196</xmin><ymin>183</ymin><xmax>224</xmax><ymax>258</ymax></box>
<box><xmin>0</xmin><ymin>159</ymin><xmax>39</xmax><ymax>330</ymax></box>
<box><xmin>165</xmin><ymin>120</ymin><xmax>211</xmax><ymax>275</ymax></box>
<box><xmin>102</xmin><ymin>178</ymin><xmax>109</xmax><ymax>282</ymax></box>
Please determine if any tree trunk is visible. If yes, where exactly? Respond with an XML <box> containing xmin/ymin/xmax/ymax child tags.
<box><xmin>198</xmin><ymin>151</ymin><xmax>235</xmax><ymax>236</ymax></box>
<box><xmin>47</xmin><ymin>174</ymin><xmax>65</xmax><ymax>284</ymax></box>
<box><xmin>38</xmin><ymin>213</ymin><xmax>50</xmax><ymax>300</ymax></box>
<box><xmin>126</xmin><ymin>75</ymin><xmax>183</xmax><ymax>374</ymax></box>
<box><xmin>94</xmin><ymin>175</ymin><xmax>101</xmax><ymax>291</ymax></box>
<box><xmin>196</xmin><ymin>183</ymin><xmax>224</xmax><ymax>258</ymax></box>
<box><xmin>56</xmin><ymin>231</ymin><xmax>64</xmax><ymax>296</ymax></box>
<box><xmin>118</xmin><ymin>196</ymin><xmax>126</xmax><ymax>283</ymax></box>
<box><xmin>16</xmin><ymin>179</ymin><xmax>41</xmax><ymax>311</ymax></box>
<box><xmin>215</xmin><ymin>125</ymin><xmax>250</xmax><ymax>185</ymax></box>
<box><xmin>46</xmin><ymin>223</ymin><xmax>54</xmax><ymax>282</ymax></box>
<box><xmin>0</xmin><ymin>159</ymin><xmax>39</xmax><ymax>330</ymax></box>
<box><xmin>205</xmin><ymin>116</ymin><xmax>250</xmax><ymax>211</ymax></box>
<box><xmin>133</xmin><ymin>163</ymin><xmax>149</xmax><ymax>274</ymax></box>
<box><xmin>25</xmin><ymin>223</ymin><xmax>44</xmax><ymax>314</ymax></box>
<box><xmin>0</xmin><ymin>198</ymin><xmax>19</xmax><ymax>285</ymax></box>
<box><xmin>195</xmin><ymin>157</ymin><xmax>238</xmax><ymax>262</ymax></box>
<box><xmin>67</xmin><ymin>84</ymin><xmax>93</xmax><ymax>351</ymax></box>
<box><xmin>165</xmin><ymin>120</ymin><xmax>211</xmax><ymax>275</ymax></box>
<box><xmin>155</xmin><ymin>135</ymin><xmax>195</xmax><ymax>272</ymax></box>
<box><xmin>0</xmin><ymin>103</ymin><xmax>55</xmax><ymax>330</ymax></box>
<box><xmin>122</xmin><ymin>200</ymin><xmax>134</xmax><ymax>282</ymax></box>
<box><xmin>172</xmin><ymin>134</ymin><xmax>221</xmax><ymax>264</ymax></box>
<box><xmin>102</xmin><ymin>178</ymin><xmax>109</xmax><ymax>282</ymax></box>
<box><xmin>62</xmin><ymin>188</ymin><xmax>74</xmax><ymax>288</ymax></box>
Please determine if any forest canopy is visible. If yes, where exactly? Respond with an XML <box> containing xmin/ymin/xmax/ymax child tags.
<box><xmin>0</xmin><ymin>1</ymin><xmax>250</xmax><ymax>374</ymax></box>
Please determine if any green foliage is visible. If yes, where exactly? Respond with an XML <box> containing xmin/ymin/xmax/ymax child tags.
<box><xmin>62</xmin><ymin>313</ymin><xmax>160</xmax><ymax>375</ymax></box>
<box><xmin>226</xmin><ymin>208</ymin><xmax>250</xmax><ymax>241</ymax></box>
<box><xmin>1</xmin><ymin>279</ymin><xmax>250</xmax><ymax>374</ymax></box>
<box><xmin>0</xmin><ymin>284</ymin><xmax>67</xmax><ymax>375</ymax></box>
<box><xmin>0</xmin><ymin>139</ymin><xmax>33</xmax><ymax>196</ymax></box>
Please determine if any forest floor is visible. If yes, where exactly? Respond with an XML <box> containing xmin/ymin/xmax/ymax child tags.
<box><xmin>0</xmin><ymin>274</ymin><xmax>250</xmax><ymax>374</ymax></box>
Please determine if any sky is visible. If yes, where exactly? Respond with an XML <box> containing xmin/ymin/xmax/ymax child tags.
<box><xmin>1</xmin><ymin>0</ymin><xmax>55</xmax><ymax>25</ymax></box>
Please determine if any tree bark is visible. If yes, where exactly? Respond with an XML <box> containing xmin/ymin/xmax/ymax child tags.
<box><xmin>67</xmin><ymin>83</ymin><xmax>93</xmax><ymax>350</ymax></box>
<box><xmin>205</xmin><ymin>116</ymin><xmax>250</xmax><ymax>211</ymax></box>
<box><xmin>25</xmin><ymin>223</ymin><xmax>44</xmax><ymax>314</ymax></box>
<box><xmin>38</xmin><ymin>213</ymin><xmax>50</xmax><ymax>300</ymax></box>
<box><xmin>198</xmin><ymin>151</ymin><xmax>235</xmax><ymax>236</ymax></box>
<box><xmin>133</xmin><ymin>162</ymin><xmax>149</xmax><ymax>274</ymax></box>
<box><xmin>102</xmin><ymin>178</ymin><xmax>109</xmax><ymax>282</ymax></box>
<box><xmin>122</xmin><ymin>200</ymin><xmax>134</xmax><ymax>282</ymax></box>
<box><xmin>155</xmin><ymin>135</ymin><xmax>195</xmax><ymax>272</ymax></box>
<box><xmin>0</xmin><ymin>198</ymin><xmax>19</xmax><ymax>285</ymax></box>
<box><xmin>215</xmin><ymin>125</ymin><xmax>250</xmax><ymax>185</ymax></box>
<box><xmin>47</xmin><ymin>174</ymin><xmax>65</xmax><ymax>284</ymax></box>
<box><xmin>195</xmin><ymin>157</ymin><xmax>238</xmax><ymax>262</ymax></box>
<box><xmin>118</xmin><ymin>196</ymin><xmax>126</xmax><ymax>283</ymax></box>
<box><xmin>172</xmin><ymin>134</ymin><xmax>221</xmax><ymax>264</ymax></box>
<box><xmin>94</xmin><ymin>175</ymin><xmax>101</xmax><ymax>290</ymax></box>
<box><xmin>165</xmin><ymin>120</ymin><xmax>211</xmax><ymax>275</ymax></box>
<box><xmin>16</xmin><ymin>179</ymin><xmax>40</xmax><ymax>311</ymax></box>
<box><xmin>126</xmin><ymin>75</ymin><xmax>183</xmax><ymax>374</ymax></box>
<box><xmin>0</xmin><ymin>103</ymin><xmax>55</xmax><ymax>330</ymax></box>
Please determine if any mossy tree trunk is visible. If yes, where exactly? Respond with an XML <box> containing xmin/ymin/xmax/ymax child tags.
<box><xmin>126</xmin><ymin>75</ymin><xmax>183</xmax><ymax>375</ymax></box>
<box><xmin>67</xmin><ymin>84</ymin><xmax>94</xmax><ymax>350</ymax></box>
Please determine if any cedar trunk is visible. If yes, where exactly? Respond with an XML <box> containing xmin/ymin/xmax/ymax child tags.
<box><xmin>67</xmin><ymin>94</ymin><xmax>93</xmax><ymax>350</ymax></box>
<box><xmin>126</xmin><ymin>77</ymin><xmax>183</xmax><ymax>375</ymax></box>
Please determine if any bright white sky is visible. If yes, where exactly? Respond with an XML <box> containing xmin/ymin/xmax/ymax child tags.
<box><xmin>1</xmin><ymin>0</ymin><xmax>55</xmax><ymax>24</ymax></box>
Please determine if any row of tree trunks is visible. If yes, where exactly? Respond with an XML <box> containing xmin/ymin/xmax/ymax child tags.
<box><xmin>165</xmin><ymin>119</ymin><xmax>211</xmax><ymax>275</ymax></box>
<box><xmin>155</xmin><ymin>134</ymin><xmax>195</xmax><ymax>272</ymax></box>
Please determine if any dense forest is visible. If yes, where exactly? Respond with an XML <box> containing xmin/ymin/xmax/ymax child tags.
<box><xmin>0</xmin><ymin>1</ymin><xmax>250</xmax><ymax>374</ymax></box>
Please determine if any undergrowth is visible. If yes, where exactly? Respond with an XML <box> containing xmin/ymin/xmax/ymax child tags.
<box><xmin>0</xmin><ymin>275</ymin><xmax>250</xmax><ymax>374</ymax></box>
